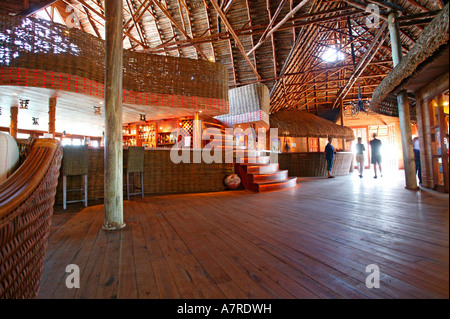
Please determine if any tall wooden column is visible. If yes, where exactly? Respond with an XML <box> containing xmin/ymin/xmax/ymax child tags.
<box><xmin>340</xmin><ymin>97</ymin><xmax>346</xmax><ymax>151</ymax></box>
<box><xmin>193</xmin><ymin>111</ymin><xmax>202</xmax><ymax>149</ymax></box>
<box><xmin>10</xmin><ymin>105</ymin><xmax>18</xmax><ymax>139</ymax></box>
<box><xmin>48</xmin><ymin>97</ymin><xmax>56</xmax><ymax>138</ymax></box>
<box><xmin>388</xmin><ymin>10</ymin><xmax>417</xmax><ymax>190</ymax></box>
<box><xmin>103</xmin><ymin>0</ymin><xmax>125</xmax><ymax>230</ymax></box>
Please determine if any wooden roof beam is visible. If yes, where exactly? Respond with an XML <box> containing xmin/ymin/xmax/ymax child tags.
<box><xmin>366</xmin><ymin>0</ymin><xmax>405</xmax><ymax>13</ymax></box>
<box><xmin>123</xmin><ymin>0</ymin><xmax>152</xmax><ymax>35</ymax></box>
<box><xmin>126</xmin><ymin>0</ymin><xmax>147</xmax><ymax>45</ymax></box>
<box><xmin>343</xmin><ymin>0</ymin><xmax>388</xmax><ymax>20</ymax></box>
<box><xmin>18</xmin><ymin>0</ymin><xmax>60</xmax><ymax>16</ymax></box>
<box><xmin>223</xmin><ymin>0</ymin><xmax>238</xmax><ymax>14</ymax></box>
<box><xmin>201</xmin><ymin>0</ymin><xmax>215</xmax><ymax>61</ymax></box>
<box><xmin>267</xmin><ymin>0</ymin><xmax>284</xmax><ymax>78</ymax></box>
<box><xmin>404</xmin><ymin>0</ymin><xmax>430</xmax><ymax>11</ymax></box>
<box><xmin>75</xmin><ymin>0</ymin><xmax>148</xmax><ymax>49</ymax></box>
<box><xmin>81</xmin><ymin>4</ymin><xmax>101</xmax><ymax>38</ymax></box>
<box><xmin>246</xmin><ymin>0</ymin><xmax>309</xmax><ymax>57</ymax></box>
<box><xmin>149</xmin><ymin>0</ymin><xmax>209</xmax><ymax>60</ymax></box>
<box><xmin>210</xmin><ymin>0</ymin><xmax>261</xmax><ymax>79</ymax></box>
<box><xmin>332</xmin><ymin>21</ymin><xmax>388</xmax><ymax>108</ymax></box>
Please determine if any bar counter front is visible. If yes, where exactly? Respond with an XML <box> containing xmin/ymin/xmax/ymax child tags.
<box><xmin>54</xmin><ymin>147</ymin><xmax>234</xmax><ymax>205</ymax></box>
<box><xmin>275</xmin><ymin>151</ymin><xmax>354</xmax><ymax>177</ymax></box>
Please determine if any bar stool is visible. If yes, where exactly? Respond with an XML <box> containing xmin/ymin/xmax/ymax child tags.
<box><xmin>62</xmin><ymin>145</ymin><xmax>88</xmax><ymax>210</ymax></box>
<box><xmin>126</xmin><ymin>146</ymin><xmax>145</xmax><ymax>200</ymax></box>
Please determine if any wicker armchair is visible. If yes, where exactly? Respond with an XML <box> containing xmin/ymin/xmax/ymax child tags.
<box><xmin>0</xmin><ymin>139</ymin><xmax>63</xmax><ymax>298</ymax></box>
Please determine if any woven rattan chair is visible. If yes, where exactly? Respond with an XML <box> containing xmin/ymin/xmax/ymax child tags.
<box><xmin>0</xmin><ymin>139</ymin><xmax>62</xmax><ymax>298</ymax></box>
<box><xmin>125</xmin><ymin>146</ymin><xmax>145</xmax><ymax>200</ymax></box>
<box><xmin>62</xmin><ymin>145</ymin><xmax>88</xmax><ymax>209</ymax></box>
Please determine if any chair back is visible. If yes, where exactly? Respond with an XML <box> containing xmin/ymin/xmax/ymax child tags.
<box><xmin>0</xmin><ymin>139</ymin><xmax>62</xmax><ymax>298</ymax></box>
<box><xmin>62</xmin><ymin>145</ymin><xmax>88</xmax><ymax>176</ymax></box>
<box><xmin>126</xmin><ymin>146</ymin><xmax>145</xmax><ymax>173</ymax></box>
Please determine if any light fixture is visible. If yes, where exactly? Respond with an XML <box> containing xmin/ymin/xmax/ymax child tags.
<box><xmin>348</xmin><ymin>85</ymin><xmax>370</xmax><ymax>117</ymax></box>
<box><xmin>139</xmin><ymin>113</ymin><xmax>146</xmax><ymax>121</ymax></box>
<box><xmin>32</xmin><ymin>117</ymin><xmax>39</xmax><ymax>125</ymax></box>
<box><xmin>19</xmin><ymin>99</ymin><xmax>29</xmax><ymax>109</ymax></box>
<box><xmin>93</xmin><ymin>106</ymin><xmax>101</xmax><ymax>115</ymax></box>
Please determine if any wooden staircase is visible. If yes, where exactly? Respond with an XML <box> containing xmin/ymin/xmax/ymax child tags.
<box><xmin>235</xmin><ymin>152</ymin><xmax>297</xmax><ymax>192</ymax></box>
<box><xmin>202</xmin><ymin>120</ymin><xmax>297</xmax><ymax>193</ymax></box>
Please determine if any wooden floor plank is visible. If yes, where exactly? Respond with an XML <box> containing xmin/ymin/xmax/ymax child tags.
<box><xmin>38</xmin><ymin>171</ymin><xmax>449</xmax><ymax>299</ymax></box>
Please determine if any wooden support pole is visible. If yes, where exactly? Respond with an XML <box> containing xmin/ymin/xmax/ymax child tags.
<box><xmin>193</xmin><ymin>111</ymin><xmax>202</xmax><ymax>149</ymax></box>
<box><xmin>388</xmin><ymin>10</ymin><xmax>417</xmax><ymax>190</ymax></box>
<box><xmin>10</xmin><ymin>106</ymin><xmax>18</xmax><ymax>139</ymax></box>
<box><xmin>340</xmin><ymin>98</ymin><xmax>347</xmax><ymax>151</ymax></box>
<box><xmin>103</xmin><ymin>0</ymin><xmax>125</xmax><ymax>231</ymax></box>
<box><xmin>48</xmin><ymin>97</ymin><xmax>56</xmax><ymax>138</ymax></box>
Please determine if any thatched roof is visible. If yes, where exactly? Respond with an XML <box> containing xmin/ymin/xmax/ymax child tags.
<box><xmin>370</xmin><ymin>3</ymin><xmax>449</xmax><ymax>115</ymax></box>
<box><xmin>270</xmin><ymin>108</ymin><xmax>354</xmax><ymax>140</ymax></box>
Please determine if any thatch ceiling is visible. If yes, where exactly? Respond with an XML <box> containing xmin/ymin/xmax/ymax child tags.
<box><xmin>1</xmin><ymin>0</ymin><xmax>447</xmax><ymax>116</ymax></box>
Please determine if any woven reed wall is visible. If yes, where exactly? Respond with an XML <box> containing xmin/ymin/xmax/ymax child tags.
<box><xmin>276</xmin><ymin>152</ymin><xmax>353</xmax><ymax>177</ymax></box>
<box><xmin>54</xmin><ymin>148</ymin><xmax>233</xmax><ymax>204</ymax></box>
<box><xmin>227</xmin><ymin>83</ymin><xmax>270</xmax><ymax>115</ymax></box>
<box><xmin>0</xmin><ymin>14</ymin><xmax>228</xmax><ymax>101</ymax></box>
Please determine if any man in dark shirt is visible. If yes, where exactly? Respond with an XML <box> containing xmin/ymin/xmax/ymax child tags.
<box><xmin>325</xmin><ymin>137</ymin><xmax>336</xmax><ymax>178</ymax></box>
<box><xmin>369</xmin><ymin>133</ymin><xmax>382</xmax><ymax>179</ymax></box>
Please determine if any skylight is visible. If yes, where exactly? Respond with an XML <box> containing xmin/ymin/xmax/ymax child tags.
<box><xmin>35</xmin><ymin>7</ymin><xmax>66</xmax><ymax>26</ymax></box>
<box><xmin>320</xmin><ymin>47</ymin><xmax>344</xmax><ymax>63</ymax></box>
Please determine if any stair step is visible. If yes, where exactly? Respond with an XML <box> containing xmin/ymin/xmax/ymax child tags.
<box><xmin>236</xmin><ymin>156</ymin><xmax>270</xmax><ymax>164</ymax></box>
<box><xmin>254</xmin><ymin>177</ymin><xmax>298</xmax><ymax>192</ymax></box>
<box><xmin>252</xmin><ymin>170</ymin><xmax>288</xmax><ymax>183</ymax></box>
<box><xmin>240</xmin><ymin>163</ymin><xmax>279</xmax><ymax>174</ymax></box>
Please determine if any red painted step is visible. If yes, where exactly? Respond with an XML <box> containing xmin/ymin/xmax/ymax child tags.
<box><xmin>238</xmin><ymin>163</ymin><xmax>279</xmax><ymax>175</ymax></box>
<box><xmin>251</xmin><ymin>170</ymin><xmax>288</xmax><ymax>183</ymax></box>
<box><xmin>254</xmin><ymin>177</ymin><xmax>298</xmax><ymax>192</ymax></box>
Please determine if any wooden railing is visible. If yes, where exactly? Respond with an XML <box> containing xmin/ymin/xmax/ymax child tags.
<box><xmin>0</xmin><ymin>139</ymin><xmax>63</xmax><ymax>298</ymax></box>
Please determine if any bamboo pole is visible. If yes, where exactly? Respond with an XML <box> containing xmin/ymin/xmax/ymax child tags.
<box><xmin>10</xmin><ymin>106</ymin><xmax>18</xmax><ymax>139</ymax></box>
<box><xmin>103</xmin><ymin>0</ymin><xmax>125</xmax><ymax>231</ymax></box>
<box><xmin>48</xmin><ymin>97</ymin><xmax>56</xmax><ymax>138</ymax></box>
<box><xmin>387</xmin><ymin>9</ymin><xmax>417</xmax><ymax>190</ymax></box>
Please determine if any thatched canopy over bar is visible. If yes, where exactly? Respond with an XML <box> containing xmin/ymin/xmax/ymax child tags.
<box><xmin>270</xmin><ymin>108</ymin><xmax>355</xmax><ymax>140</ymax></box>
<box><xmin>370</xmin><ymin>3</ymin><xmax>449</xmax><ymax>115</ymax></box>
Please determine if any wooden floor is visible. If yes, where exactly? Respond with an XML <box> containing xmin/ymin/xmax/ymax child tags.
<box><xmin>38</xmin><ymin>170</ymin><xmax>449</xmax><ymax>299</ymax></box>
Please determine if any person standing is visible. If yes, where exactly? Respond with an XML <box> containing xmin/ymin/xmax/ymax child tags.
<box><xmin>370</xmin><ymin>133</ymin><xmax>382</xmax><ymax>179</ymax></box>
<box><xmin>325</xmin><ymin>137</ymin><xmax>336</xmax><ymax>178</ymax></box>
<box><xmin>413</xmin><ymin>136</ymin><xmax>422</xmax><ymax>185</ymax></box>
<box><xmin>355</xmin><ymin>137</ymin><xmax>365</xmax><ymax>178</ymax></box>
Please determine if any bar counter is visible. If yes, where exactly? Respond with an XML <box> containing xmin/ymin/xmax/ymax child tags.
<box><xmin>54</xmin><ymin>147</ymin><xmax>233</xmax><ymax>205</ymax></box>
<box><xmin>275</xmin><ymin>151</ymin><xmax>354</xmax><ymax>177</ymax></box>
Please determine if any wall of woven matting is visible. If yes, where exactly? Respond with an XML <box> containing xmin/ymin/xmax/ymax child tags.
<box><xmin>0</xmin><ymin>14</ymin><xmax>228</xmax><ymax>101</ymax></box>
<box><xmin>54</xmin><ymin>148</ymin><xmax>234</xmax><ymax>204</ymax></box>
<box><xmin>275</xmin><ymin>152</ymin><xmax>353</xmax><ymax>177</ymax></box>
